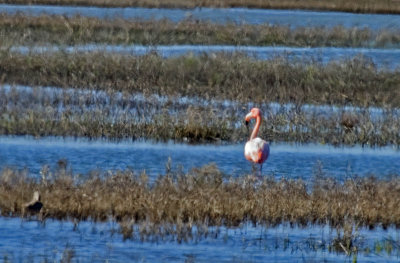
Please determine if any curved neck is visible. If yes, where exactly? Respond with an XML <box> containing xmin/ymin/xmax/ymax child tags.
<box><xmin>250</xmin><ymin>115</ymin><xmax>261</xmax><ymax>140</ymax></box>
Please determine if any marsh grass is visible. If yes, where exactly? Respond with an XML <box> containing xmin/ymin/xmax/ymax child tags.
<box><xmin>2</xmin><ymin>0</ymin><xmax>400</xmax><ymax>14</ymax></box>
<box><xmin>1</xmin><ymin>163</ymin><xmax>400</xmax><ymax>232</ymax></box>
<box><xmin>1</xmin><ymin>85</ymin><xmax>400</xmax><ymax>146</ymax></box>
<box><xmin>1</xmin><ymin>51</ymin><xmax>399</xmax><ymax>108</ymax></box>
<box><xmin>1</xmin><ymin>14</ymin><xmax>400</xmax><ymax>48</ymax></box>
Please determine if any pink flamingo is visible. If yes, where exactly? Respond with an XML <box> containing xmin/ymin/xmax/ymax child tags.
<box><xmin>244</xmin><ymin>108</ymin><xmax>270</xmax><ymax>176</ymax></box>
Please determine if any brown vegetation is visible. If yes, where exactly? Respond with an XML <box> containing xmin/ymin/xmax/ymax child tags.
<box><xmin>1</xmin><ymin>14</ymin><xmax>400</xmax><ymax>48</ymax></box>
<box><xmin>1</xmin><ymin>164</ymin><xmax>399</xmax><ymax>230</ymax></box>
<box><xmin>1</xmin><ymin>52</ymin><xmax>399</xmax><ymax>108</ymax></box>
<box><xmin>1</xmin><ymin>0</ymin><xmax>400</xmax><ymax>14</ymax></box>
<box><xmin>1</xmin><ymin>85</ymin><xmax>399</xmax><ymax>146</ymax></box>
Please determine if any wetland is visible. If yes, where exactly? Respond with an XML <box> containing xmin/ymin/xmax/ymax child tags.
<box><xmin>0</xmin><ymin>3</ymin><xmax>399</xmax><ymax>262</ymax></box>
<box><xmin>2</xmin><ymin>14</ymin><xmax>400</xmax><ymax>48</ymax></box>
<box><xmin>0</xmin><ymin>137</ymin><xmax>399</xmax><ymax>262</ymax></box>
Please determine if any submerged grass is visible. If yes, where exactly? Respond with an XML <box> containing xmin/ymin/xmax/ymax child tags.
<box><xmin>1</xmin><ymin>163</ymin><xmax>400</xmax><ymax>230</ymax></box>
<box><xmin>1</xmin><ymin>51</ymin><xmax>399</xmax><ymax>108</ymax></box>
<box><xmin>2</xmin><ymin>0</ymin><xmax>400</xmax><ymax>14</ymax></box>
<box><xmin>1</xmin><ymin>14</ymin><xmax>400</xmax><ymax>48</ymax></box>
<box><xmin>1</xmin><ymin>85</ymin><xmax>400</xmax><ymax>146</ymax></box>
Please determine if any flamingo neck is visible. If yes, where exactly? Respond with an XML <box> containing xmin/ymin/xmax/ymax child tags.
<box><xmin>250</xmin><ymin>115</ymin><xmax>261</xmax><ymax>140</ymax></box>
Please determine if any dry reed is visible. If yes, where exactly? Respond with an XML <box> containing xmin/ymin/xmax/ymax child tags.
<box><xmin>1</xmin><ymin>51</ymin><xmax>399</xmax><ymax>108</ymax></box>
<box><xmin>1</xmin><ymin>85</ymin><xmax>399</xmax><ymax>146</ymax></box>
<box><xmin>1</xmin><ymin>14</ymin><xmax>399</xmax><ymax>48</ymax></box>
<box><xmin>1</xmin><ymin>163</ymin><xmax>399</xmax><ymax>230</ymax></box>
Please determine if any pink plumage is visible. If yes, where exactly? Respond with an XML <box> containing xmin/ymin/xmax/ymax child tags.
<box><xmin>244</xmin><ymin>108</ymin><xmax>269</xmax><ymax>174</ymax></box>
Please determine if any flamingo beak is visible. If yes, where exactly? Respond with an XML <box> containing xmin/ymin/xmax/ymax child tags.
<box><xmin>245</xmin><ymin>112</ymin><xmax>253</xmax><ymax>128</ymax></box>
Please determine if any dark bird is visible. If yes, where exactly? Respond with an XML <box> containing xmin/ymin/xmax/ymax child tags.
<box><xmin>23</xmin><ymin>191</ymin><xmax>43</xmax><ymax>218</ymax></box>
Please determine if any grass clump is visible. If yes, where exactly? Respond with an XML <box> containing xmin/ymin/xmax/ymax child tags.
<box><xmin>1</xmin><ymin>14</ymin><xmax>400</xmax><ymax>48</ymax></box>
<box><xmin>1</xmin><ymin>163</ymin><xmax>400</xmax><ymax>230</ymax></box>
<box><xmin>1</xmin><ymin>85</ymin><xmax>400</xmax><ymax>146</ymax></box>
<box><xmin>1</xmin><ymin>51</ymin><xmax>399</xmax><ymax>108</ymax></box>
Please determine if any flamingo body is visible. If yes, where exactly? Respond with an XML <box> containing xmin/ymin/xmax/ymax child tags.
<box><xmin>244</xmin><ymin>137</ymin><xmax>269</xmax><ymax>164</ymax></box>
<box><xmin>244</xmin><ymin>108</ymin><xmax>269</xmax><ymax>174</ymax></box>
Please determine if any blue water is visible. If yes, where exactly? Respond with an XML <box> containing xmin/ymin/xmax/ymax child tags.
<box><xmin>10</xmin><ymin>45</ymin><xmax>400</xmax><ymax>69</ymax></box>
<box><xmin>1</xmin><ymin>4</ymin><xmax>400</xmax><ymax>262</ymax></box>
<box><xmin>0</xmin><ymin>137</ymin><xmax>399</xmax><ymax>262</ymax></box>
<box><xmin>0</xmin><ymin>137</ymin><xmax>399</xmax><ymax>182</ymax></box>
<box><xmin>0</xmin><ymin>217</ymin><xmax>398</xmax><ymax>262</ymax></box>
<box><xmin>1</xmin><ymin>4</ymin><xmax>400</xmax><ymax>29</ymax></box>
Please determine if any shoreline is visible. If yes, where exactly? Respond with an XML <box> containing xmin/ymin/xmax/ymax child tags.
<box><xmin>2</xmin><ymin>0</ymin><xmax>400</xmax><ymax>15</ymax></box>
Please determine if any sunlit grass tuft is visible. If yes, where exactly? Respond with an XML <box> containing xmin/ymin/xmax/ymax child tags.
<box><xmin>1</xmin><ymin>163</ymin><xmax>399</xmax><ymax>230</ymax></box>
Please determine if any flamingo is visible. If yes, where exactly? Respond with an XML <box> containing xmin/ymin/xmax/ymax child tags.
<box><xmin>244</xmin><ymin>108</ymin><xmax>270</xmax><ymax>176</ymax></box>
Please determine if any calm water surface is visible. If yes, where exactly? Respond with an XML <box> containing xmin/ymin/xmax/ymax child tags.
<box><xmin>0</xmin><ymin>136</ymin><xmax>398</xmax><ymax>181</ymax></box>
<box><xmin>1</xmin><ymin>4</ymin><xmax>400</xmax><ymax>29</ymax></box>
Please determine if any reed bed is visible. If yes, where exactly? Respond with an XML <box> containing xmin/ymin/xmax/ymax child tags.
<box><xmin>1</xmin><ymin>51</ymin><xmax>399</xmax><ymax>108</ymax></box>
<box><xmin>1</xmin><ymin>163</ymin><xmax>400</xmax><ymax>231</ymax></box>
<box><xmin>1</xmin><ymin>14</ymin><xmax>400</xmax><ymax>48</ymax></box>
<box><xmin>1</xmin><ymin>85</ymin><xmax>400</xmax><ymax>146</ymax></box>
<box><xmin>2</xmin><ymin>0</ymin><xmax>400</xmax><ymax>14</ymax></box>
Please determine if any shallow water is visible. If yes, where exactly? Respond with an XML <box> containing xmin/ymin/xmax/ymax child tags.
<box><xmin>1</xmin><ymin>4</ymin><xmax>399</xmax><ymax>262</ymax></box>
<box><xmin>1</xmin><ymin>4</ymin><xmax>400</xmax><ymax>29</ymax></box>
<box><xmin>0</xmin><ymin>136</ymin><xmax>398</xmax><ymax>181</ymax></box>
<box><xmin>1</xmin><ymin>137</ymin><xmax>399</xmax><ymax>262</ymax></box>
<box><xmin>3</xmin><ymin>84</ymin><xmax>397</xmax><ymax>119</ymax></box>
<box><xmin>0</xmin><ymin>217</ymin><xmax>399</xmax><ymax>262</ymax></box>
<box><xmin>10</xmin><ymin>45</ymin><xmax>400</xmax><ymax>69</ymax></box>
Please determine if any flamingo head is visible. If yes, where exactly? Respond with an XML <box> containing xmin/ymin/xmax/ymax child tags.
<box><xmin>245</xmin><ymin>108</ymin><xmax>262</xmax><ymax>126</ymax></box>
